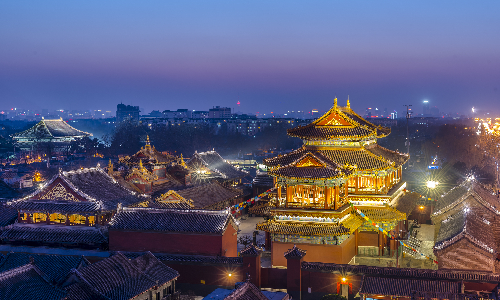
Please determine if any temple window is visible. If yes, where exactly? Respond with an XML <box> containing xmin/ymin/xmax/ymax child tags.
<box><xmin>88</xmin><ymin>216</ymin><xmax>96</xmax><ymax>226</ymax></box>
<box><xmin>69</xmin><ymin>214</ymin><xmax>86</xmax><ymax>225</ymax></box>
<box><xmin>50</xmin><ymin>213</ymin><xmax>67</xmax><ymax>224</ymax></box>
<box><xmin>20</xmin><ymin>213</ymin><xmax>28</xmax><ymax>222</ymax></box>
<box><xmin>33</xmin><ymin>213</ymin><xmax>47</xmax><ymax>223</ymax></box>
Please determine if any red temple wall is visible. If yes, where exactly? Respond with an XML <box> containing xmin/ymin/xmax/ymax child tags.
<box><xmin>271</xmin><ymin>235</ymin><xmax>356</xmax><ymax>267</ymax></box>
<box><xmin>358</xmin><ymin>231</ymin><xmax>378</xmax><ymax>247</ymax></box>
<box><xmin>221</xmin><ymin>224</ymin><xmax>237</xmax><ymax>257</ymax></box>
<box><xmin>261</xmin><ymin>267</ymin><xmax>287</xmax><ymax>289</ymax></box>
<box><xmin>109</xmin><ymin>230</ymin><xmax>228</xmax><ymax>256</ymax></box>
<box><xmin>301</xmin><ymin>271</ymin><xmax>363</xmax><ymax>296</ymax></box>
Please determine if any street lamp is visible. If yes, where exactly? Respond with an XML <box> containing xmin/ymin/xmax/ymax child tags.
<box><xmin>426</xmin><ymin>181</ymin><xmax>439</xmax><ymax>189</ymax></box>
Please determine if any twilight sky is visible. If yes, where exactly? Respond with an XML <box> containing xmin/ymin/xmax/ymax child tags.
<box><xmin>1</xmin><ymin>1</ymin><xmax>499</xmax><ymax>116</ymax></box>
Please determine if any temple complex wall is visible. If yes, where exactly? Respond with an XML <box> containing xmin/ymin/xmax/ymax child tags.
<box><xmin>357</xmin><ymin>232</ymin><xmax>378</xmax><ymax>247</ymax></box>
<box><xmin>109</xmin><ymin>230</ymin><xmax>235</xmax><ymax>256</ymax></box>
<box><xmin>271</xmin><ymin>234</ymin><xmax>356</xmax><ymax>267</ymax></box>
<box><xmin>221</xmin><ymin>224</ymin><xmax>238</xmax><ymax>257</ymax></box>
<box><xmin>435</xmin><ymin>239</ymin><xmax>495</xmax><ymax>273</ymax></box>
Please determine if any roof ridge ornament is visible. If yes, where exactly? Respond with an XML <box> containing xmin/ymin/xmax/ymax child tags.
<box><xmin>334</xmin><ymin>97</ymin><xmax>338</xmax><ymax>108</ymax></box>
<box><xmin>347</xmin><ymin>96</ymin><xmax>350</xmax><ymax>108</ymax></box>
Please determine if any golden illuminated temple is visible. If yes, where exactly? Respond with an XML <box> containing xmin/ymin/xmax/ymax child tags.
<box><xmin>257</xmin><ymin>98</ymin><xmax>417</xmax><ymax>266</ymax></box>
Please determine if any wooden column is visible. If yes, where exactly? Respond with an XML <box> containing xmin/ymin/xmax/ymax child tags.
<box><xmin>285</xmin><ymin>185</ymin><xmax>290</xmax><ymax>208</ymax></box>
<box><xmin>324</xmin><ymin>186</ymin><xmax>329</xmax><ymax>209</ymax></box>
<box><xmin>46</xmin><ymin>213</ymin><xmax>50</xmax><ymax>225</ymax></box>
<box><xmin>344</xmin><ymin>183</ymin><xmax>348</xmax><ymax>199</ymax></box>
<box><xmin>355</xmin><ymin>176</ymin><xmax>359</xmax><ymax>193</ymax></box>
<box><xmin>334</xmin><ymin>185</ymin><xmax>340</xmax><ymax>210</ymax></box>
<box><xmin>354</xmin><ymin>229</ymin><xmax>359</xmax><ymax>255</ymax></box>
<box><xmin>277</xmin><ymin>186</ymin><xmax>282</xmax><ymax>202</ymax></box>
<box><xmin>378</xmin><ymin>230</ymin><xmax>383</xmax><ymax>256</ymax></box>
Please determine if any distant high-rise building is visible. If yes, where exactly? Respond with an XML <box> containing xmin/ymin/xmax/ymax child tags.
<box><xmin>423</xmin><ymin>100</ymin><xmax>430</xmax><ymax>116</ymax></box>
<box><xmin>365</xmin><ymin>107</ymin><xmax>372</xmax><ymax>118</ymax></box>
<box><xmin>209</xmin><ymin>106</ymin><xmax>231</xmax><ymax>118</ymax></box>
<box><xmin>116</xmin><ymin>104</ymin><xmax>140</xmax><ymax>123</ymax></box>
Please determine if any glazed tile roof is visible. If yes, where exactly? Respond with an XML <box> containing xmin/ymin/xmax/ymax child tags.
<box><xmin>9</xmin><ymin>166</ymin><xmax>145</xmax><ymax>213</ymax></box>
<box><xmin>188</xmin><ymin>151</ymin><xmax>247</xmax><ymax>181</ymax></box>
<box><xmin>0</xmin><ymin>204</ymin><xmax>18</xmax><ymax>227</ymax></box>
<box><xmin>432</xmin><ymin>178</ymin><xmax>500</xmax><ymax>217</ymax></box>
<box><xmin>359</xmin><ymin>276</ymin><xmax>461</xmax><ymax>297</ymax></box>
<box><xmin>12</xmin><ymin>118</ymin><xmax>91</xmax><ymax>139</ymax></box>
<box><xmin>301</xmin><ymin>262</ymin><xmax>500</xmax><ymax>282</ymax></box>
<box><xmin>264</xmin><ymin>145</ymin><xmax>407</xmax><ymax>172</ymax></box>
<box><xmin>284</xmin><ymin>245</ymin><xmax>307</xmax><ymax>259</ymax></box>
<box><xmin>268</xmin><ymin>152</ymin><xmax>352</xmax><ymax>180</ymax></box>
<box><xmin>252</xmin><ymin>172</ymin><xmax>274</xmax><ymax>187</ymax></box>
<box><xmin>138</xmin><ymin>199</ymin><xmax>193</xmax><ymax>210</ymax></box>
<box><xmin>434</xmin><ymin>209</ymin><xmax>495</xmax><ymax>253</ymax></box>
<box><xmin>0</xmin><ymin>264</ymin><xmax>66</xmax><ymax>300</ymax></box>
<box><xmin>122</xmin><ymin>140</ymin><xmax>176</xmax><ymax>167</ymax></box>
<box><xmin>0</xmin><ymin>224</ymin><xmax>107</xmax><ymax>245</ymax></box>
<box><xmin>109</xmin><ymin>207</ymin><xmax>238</xmax><ymax>235</ymax></box>
<box><xmin>177</xmin><ymin>182</ymin><xmax>241</xmax><ymax>209</ymax></box>
<box><xmin>287</xmin><ymin>104</ymin><xmax>390</xmax><ymax>141</ymax></box>
<box><xmin>256</xmin><ymin>218</ymin><xmax>360</xmax><ymax>236</ymax></box>
<box><xmin>130</xmin><ymin>252</ymin><xmax>179</xmax><ymax>284</ymax></box>
<box><xmin>66</xmin><ymin>252</ymin><xmax>177</xmax><ymax>300</ymax></box>
<box><xmin>0</xmin><ymin>252</ymin><xmax>89</xmax><ymax>285</ymax></box>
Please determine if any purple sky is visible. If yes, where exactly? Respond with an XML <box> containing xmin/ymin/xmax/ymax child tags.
<box><xmin>1</xmin><ymin>1</ymin><xmax>499</xmax><ymax>116</ymax></box>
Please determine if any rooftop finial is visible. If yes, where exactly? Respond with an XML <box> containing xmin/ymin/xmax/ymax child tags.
<box><xmin>145</xmin><ymin>135</ymin><xmax>151</xmax><ymax>151</ymax></box>
<box><xmin>334</xmin><ymin>97</ymin><xmax>338</xmax><ymax>107</ymax></box>
<box><xmin>347</xmin><ymin>95</ymin><xmax>350</xmax><ymax>108</ymax></box>
<box><xmin>139</xmin><ymin>159</ymin><xmax>143</xmax><ymax>170</ymax></box>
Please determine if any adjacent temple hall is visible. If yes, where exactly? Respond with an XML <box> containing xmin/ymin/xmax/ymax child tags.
<box><xmin>257</xmin><ymin>98</ymin><xmax>418</xmax><ymax>266</ymax></box>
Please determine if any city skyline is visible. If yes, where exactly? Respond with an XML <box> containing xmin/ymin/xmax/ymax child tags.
<box><xmin>1</xmin><ymin>1</ymin><xmax>499</xmax><ymax>115</ymax></box>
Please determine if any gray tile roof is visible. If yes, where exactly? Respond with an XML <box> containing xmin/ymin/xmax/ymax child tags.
<box><xmin>284</xmin><ymin>245</ymin><xmax>307</xmax><ymax>259</ymax></box>
<box><xmin>359</xmin><ymin>276</ymin><xmax>461</xmax><ymax>297</ymax></box>
<box><xmin>118</xmin><ymin>252</ymin><xmax>243</xmax><ymax>265</ymax></box>
<box><xmin>131</xmin><ymin>252</ymin><xmax>179</xmax><ymax>284</ymax></box>
<box><xmin>12</xmin><ymin>119</ymin><xmax>91</xmax><ymax>139</ymax></box>
<box><xmin>301</xmin><ymin>262</ymin><xmax>500</xmax><ymax>282</ymax></box>
<box><xmin>8</xmin><ymin>166</ymin><xmax>146</xmax><ymax>213</ymax></box>
<box><xmin>177</xmin><ymin>182</ymin><xmax>241</xmax><ymax>209</ymax></box>
<box><xmin>109</xmin><ymin>207</ymin><xmax>237</xmax><ymax>235</ymax></box>
<box><xmin>0</xmin><ymin>204</ymin><xmax>18</xmax><ymax>227</ymax></box>
<box><xmin>240</xmin><ymin>244</ymin><xmax>263</xmax><ymax>257</ymax></box>
<box><xmin>0</xmin><ymin>252</ymin><xmax>89</xmax><ymax>285</ymax></box>
<box><xmin>66</xmin><ymin>252</ymin><xmax>177</xmax><ymax>300</ymax></box>
<box><xmin>188</xmin><ymin>151</ymin><xmax>247</xmax><ymax>181</ymax></box>
<box><xmin>0</xmin><ymin>264</ymin><xmax>66</xmax><ymax>300</ymax></box>
<box><xmin>434</xmin><ymin>209</ymin><xmax>495</xmax><ymax>253</ymax></box>
<box><xmin>0</xmin><ymin>224</ymin><xmax>107</xmax><ymax>245</ymax></box>
<box><xmin>433</xmin><ymin>177</ymin><xmax>500</xmax><ymax>217</ymax></box>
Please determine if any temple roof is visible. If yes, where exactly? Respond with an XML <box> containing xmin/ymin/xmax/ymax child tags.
<box><xmin>267</xmin><ymin>152</ymin><xmax>353</xmax><ymax>180</ymax></box>
<box><xmin>121</xmin><ymin>137</ymin><xmax>176</xmax><ymax>167</ymax></box>
<box><xmin>65</xmin><ymin>252</ymin><xmax>178</xmax><ymax>300</ymax></box>
<box><xmin>0</xmin><ymin>252</ymin><xmax>89</xmax><ymax>285</ymax></box>
<box><xmin>302</xmin><ymin>261</ymin><xmax>500</xmax><ymax>282</ymax></box>
<box><xmin>359</xmin><ymin>276</ymin><xmax>461</xmax><ymax>297</ymax></box>
<box><xmin>119</xmin><ymin>251</ymin><xmax>243</xmax><ymax>265</ymax></box>
<box><xmin>0</xmin><ymin>204</ymin><xmax>18</xmax><ymax>227</ymax></box>
<box><xmin>432</xmin><ymin>177</ymin><xmax>500</xmax><ymax>217</ymax></box>
<box><xmin>0</xmin><ymin>264</ymin><xmax>67</xmax><ymax>300</ymax></box>
<box><xmin>434</xmin><ymin>209</ymin><xmax>495</xmax><ymax>254</ymax></box>
<box><xmin>12</xmin><ymin>118</ymin><xmax>91</xmax><ymax>139</ymax></box>
<box><xmin>264</xmin><ymin>144</ymin><xmax>407</xmax><ymax>173</ymax></box>
<box><xmin>256</xmin><ymin>213</ymin><xmax>364</xmax><ymax>236</ymax></box>
<box><xmin>187</xmin><ymin>151</ymin><xmax>247</xmax><ymax>181</ymax></box>
<box><xmin>177</xmin><ymin>182</ymin><xmax>242</xmax><ymax>209</ymax></box>
<box><xmin>0</xmin><ymin>224</ymin><xmax>108</xmax><ymax>245</ymax></box>
<box><xmin>8</xmin><ymin>166</ymin><xmax>145</xmax><ymax>213</ymax></box>
<box><xmin>109</xmin><ymin>207</ymin><xmax>238</xmax><ymax>235</ymax></box>
<box><xmin>284</xmin><ymin>245</ymin><xmax>307</xmax><ymax>259</ymax></box>
<box><xmin>287</xmin><ymin>101</ymin><xmax>390</xmax><ymax>141</ymax></box>
<box><xmin>240</xmin><ymin>244</ymin><xmax>263</xmax><ymax>257</ymax></box>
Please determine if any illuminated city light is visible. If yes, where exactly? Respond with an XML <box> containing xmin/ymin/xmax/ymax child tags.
<box><xmin>426</xmin><ymin>181</ymin><xmax>439</xmax><ymax>189</ymax></box>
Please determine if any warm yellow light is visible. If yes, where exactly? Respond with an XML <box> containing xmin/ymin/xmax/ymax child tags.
<box><xmin>426</xmin><ymin>181</ymin><xmax>439</xmax><ymax>189</ymax></box>
<box><xmin>228</xmin><ymin>273</ymin><xmax>232</xmax><ymax>277</ymax></box>
<box><xmin>419</xmin><ymin>206</ymin><xmax>424</xmax><ymax>210</ymax></box>
<box><xmin>342</xmin><ymin>277</ymin><xmax>346</xmax><ymax>282</ymax></box>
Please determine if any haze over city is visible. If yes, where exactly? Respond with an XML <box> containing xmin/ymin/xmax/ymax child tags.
<box><xmin>1</xmin><ymin>1</ymin><xmax>500</xmax><ymax>116</ymax></box>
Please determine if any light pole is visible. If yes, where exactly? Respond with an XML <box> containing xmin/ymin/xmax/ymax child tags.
<box><xmin>403</xmin><ymin>105</ymin><xmax>412</xmax><ymax>164</ymax></box>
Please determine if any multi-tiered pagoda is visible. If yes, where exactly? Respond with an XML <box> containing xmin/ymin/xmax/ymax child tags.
<box><xmin>257</xmin><ymin>98</ymin><xmax>416</xmax><ymax>266</ymax></box>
